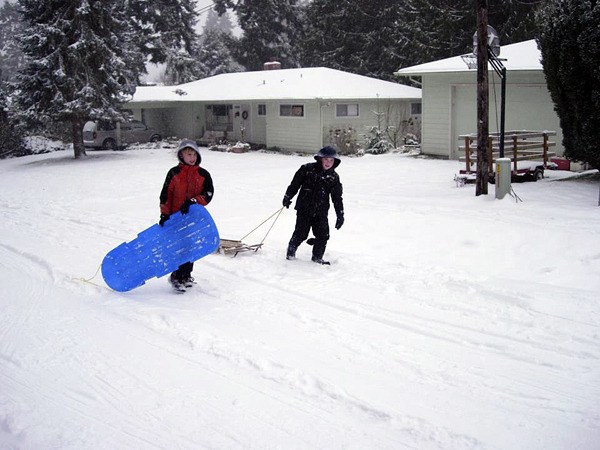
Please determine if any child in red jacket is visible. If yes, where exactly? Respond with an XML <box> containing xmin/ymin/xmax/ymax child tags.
<box><xmin>159</xmin><ymin>139</ymin><xmax>214</xmax><ymax>292</ymax></box>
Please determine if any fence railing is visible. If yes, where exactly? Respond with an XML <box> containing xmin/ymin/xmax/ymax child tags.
<box><xmin>458</xmin><ymin>130</ymin><xmax>557</xmax><ymax>173</ymax></box>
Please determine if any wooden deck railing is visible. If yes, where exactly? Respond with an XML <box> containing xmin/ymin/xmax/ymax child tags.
<box><xmin>458</xmin><ymin>130</ymin><xmax>557</xmax><ymax>173</ymax></box>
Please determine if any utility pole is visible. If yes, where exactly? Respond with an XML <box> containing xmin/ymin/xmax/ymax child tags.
<box><xmin>475</xmin><ymin>0</ymin><xmax>489</xmax><ymax>195</ymax></box>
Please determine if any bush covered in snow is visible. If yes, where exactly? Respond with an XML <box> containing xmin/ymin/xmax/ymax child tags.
<box><xmin>363</xmin><ymin>126</ymin><xmax>395</xmax><ymax>155</ymax></box>
<box><xmin>327</xmin><ymin>126</ymin><xmax>361</xmax><ymax>156</ymax></box>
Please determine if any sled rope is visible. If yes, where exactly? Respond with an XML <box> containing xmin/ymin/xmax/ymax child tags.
<box><xmin>81</xmin><ymin>263</ymin><xmax>102</xmax><ymax>283</ymax></box>
<box><xmin>74</xmin><ymin>264</ymin><xmax>114</xmax><ymax>291</ymax></box>
<box><xmin>239</xmin><ymin>206</ymin><xmax>285</xmax><ymax>245</ymax></box>
<box><xmin>75</xmin><ymin>264</ymin><xmax>110</xmax><ymax>290</ymax></box>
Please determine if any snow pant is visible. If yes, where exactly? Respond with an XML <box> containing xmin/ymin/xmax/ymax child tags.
<box><xmin>172</xmin><ymin>261</ymin><xmax>193</xmax><ymax>281</ymax></box>
<box><xmin>288</xmin><ymin>213</ymin><xmax>330</xmax><ymax>259</ymax></box>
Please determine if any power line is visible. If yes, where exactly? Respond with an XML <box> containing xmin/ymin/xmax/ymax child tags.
<box><xmin>197</xmin><ymin>2</ymin><xmax>215</xmax><ymax>16</ymax></box>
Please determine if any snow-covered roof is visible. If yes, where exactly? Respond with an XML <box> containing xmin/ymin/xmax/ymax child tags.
<box><xmin>395</xmin><ymin>40</ymin><xmax>542</xmax><ymax>76</ymax></box>
<box><xmin>130</xmin><ymin>67</ymin><xmax>421</xmax><ymax>104</ymax></box>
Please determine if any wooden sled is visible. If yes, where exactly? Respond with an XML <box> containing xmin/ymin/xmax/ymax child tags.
<box><xmin>217</xmin><ymin>207</ymin><xmax>285</xmax><ymax>257</ymax></box>
<box><xmin>218</xmin><ymin>239</ymin><xmax>263</xmax><ymax>257</ymax></box>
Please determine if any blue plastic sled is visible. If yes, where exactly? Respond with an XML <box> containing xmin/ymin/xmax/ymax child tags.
<box><xmin>101</xmin><ymin>204</ymin><xmax>220</xmax><ymax>292</ymax></box>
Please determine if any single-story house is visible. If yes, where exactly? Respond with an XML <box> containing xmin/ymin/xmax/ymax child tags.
<box><xmin>395</xmin><ymin>39</ymin><xmax>563</xmax><ymax>160</ymax></box>
<box><xmin>126</xmin><ymin>65</ymin><xmax>422</xmax><ymax>153</ymax></box>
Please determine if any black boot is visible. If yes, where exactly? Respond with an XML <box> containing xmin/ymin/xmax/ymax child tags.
<box><xmin>169</xmin><ymin>273</ymin><xmax>186</xmax><ymax>292</ymax></box>
<box><xmin>182</xmin><ymin>276</ymin><xmax>196</xmax><ymax>288</ymax></box>
<box><xmin>286</xmin><ymin>245</ymin><xmax>297</xmax><ymax>260</ymax></box>
<box><xmin>311</xmin><ymin>256</ymin><xmax>330</xmax><ymax>265</ymax></box>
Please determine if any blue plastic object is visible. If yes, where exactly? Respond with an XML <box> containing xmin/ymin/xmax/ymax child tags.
<box><xmin>101</xmin><ymin>204</ymin><xmax>220</xmax><ymax>292</ymax></box>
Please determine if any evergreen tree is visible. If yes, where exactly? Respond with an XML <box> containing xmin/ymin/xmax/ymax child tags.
<box><xmin>1</xmin><ymin>71</ymin><xmax>25</xmax><ymax>158</ymax></box>
<box><xmin>488</xmin><ymin>0</ymin><xmax>540</xmax><ymax>45</ymax></box>
<box><xmin>0</xmin><ymin>1</ymin><xmax>26</xmax><ymax>82</ymax></box>
<box><xmin>302</xmin><ymin>0</ymin><xmax>413</xmax><ymax>80</ymax></box>
<box><xmin>164</xmin><ymin>45</ymin><xmax>202</xmax><ymax>85</ymax></box>
<box><xmin>213</xmin><ymin>0</ymin><xmax>305</xmax><ymax>70</ymax></box>
<box><xmin>300</xmin><ymin>0</ymin><xmax>540</xmax><ymax>79</ymax></box>
<box><xmin>195</xmin><ymin>29</ymin><xmax>244</xmax><ymax>78</ymax></box>
<box><xmin>407</xmin><ymin>0</ymin><xmax>473</xmax><ymax>64</ymax></box>
<box><xmin>128</xmin><ymin>0</ymin><xmax>199</xmax><ymax>65</ymax></box>
<box><xmin>406</xmin><ymin>0</ymin><xmax>540</xmax><ymax>63</ymax></box>
<box><xmin>204</xmin><ymin>8</ymin><xmax>220</xmax><ymax>31</ymax></box>
<box><xmin>164</xmin><ymin>7</ymin><xmax>239</xmax><ymax>83</ymax></box>
<box><xmin>0</xmin><ymin>73</ymin><xmax>9</xmax><ymax>124</ymax></box>
<box><xmin>537</xmin><ymin>0</ymin><xmax>600</xmax><ymax>170</ymax></box>
<box><xmin>204</xmin><ymin>8</ymin><xmax>234</xmax><ymax>34</ymax></box>
<box><xmin>16</xmin><ymin>0</ymin><xmax>143</xmax><ymax>158</ymax></box>
<box><xmin>131</xmin><ymin>0</ymin><xmax>201</xmax><ymax>85</ymax></box>
<box><xmin>406</xmin><ymin>0</ymin><xmax>539</xmax><ymax>63</ymax></box>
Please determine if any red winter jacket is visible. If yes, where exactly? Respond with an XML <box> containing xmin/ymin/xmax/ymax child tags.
<box><xmin>160</xmin><ymin>163</ymin><xmax>214</xmax><ymax>215</ymax></box>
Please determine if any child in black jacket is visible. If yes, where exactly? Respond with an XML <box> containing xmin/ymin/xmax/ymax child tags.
<box><xmin>282</xmin><ymin>146</ymin><xmax>344</xmax><ymax>265</ymax></box>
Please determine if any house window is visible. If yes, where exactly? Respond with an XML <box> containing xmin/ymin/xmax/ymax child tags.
<box><xmin>336</xmin><ymin>103</ymin><xmax>359</xmax><ymax>117</ymax></box>
<box><xmin>280</xmin><ymin>104</ymin><xmax>304</xmax><ymax>117</ymax></box>
<box><xmin>411</xmin><ymin>102</ymin><xmax>422</xmax><ymax>115</ymax></box>
<box><xmin>210</xmin><ymin>104</ymin><xmax>229</xmax><ymax>116</ymax></box>
<box><xmin>258</xmin><ymin>104</ymin><xmax>266</xmax><ymax>116</ymax></box>
<box><xmin>206</xmin><ymin>104</ymin><xmax>233</xmax><ymax>131</ymax></box>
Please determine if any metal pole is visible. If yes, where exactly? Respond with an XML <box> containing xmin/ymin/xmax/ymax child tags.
<box><xmin>500</xmin><ymin>66</ymin><xmax>506</xmax><ymax>159</ymax></box>
<box><xmin>488</xmin><ymin>52</ymin><xmax>506</xmax><ymax>159</ymax></box>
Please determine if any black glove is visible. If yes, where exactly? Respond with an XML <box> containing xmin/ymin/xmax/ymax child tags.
<box><xmin>282</xmin><ymin>194</ymin><xmax>292</xmax><ymax>208</ymax></box>
<box><xmin>159</xmin><ymin>214</ymin><xmax>170</xmax><ymax>226</ymax></box>
<box><xmin>335</xmin><ymin>215</ymin><xmax>344</xmax><ymax>230</ymax></box>
<box><xmin>180</xmin><ymin>198</ymin><xmax>196</xmax><ymax>214</ymax></box>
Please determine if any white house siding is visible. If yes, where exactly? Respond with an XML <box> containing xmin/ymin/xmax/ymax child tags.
<box><xmin>419</xmin><ymin>75</ymin><xmax>454</xmax><ymax>158</ymax></box>
<box><xmin>252</xmin><ymin>103</ymin><xmax>267</xmax><ymax>145</ymax></box>
<box><xmin>260</xmin><ymin>98</ymin><xmax>420</xmax><ymax>153</ymax></box>
<box><xmin>422</xmin><ymin>72</ymin><xmax>563</xmax><ymax>159</ymax></box>
<box><xmin>321</xmin><ymin>99</ymin><xmax>419</xmax><ymax>149</ymax></box>
<box><xmin>265</xmin><ymin>100</ymin><xmax>322</xmax><ymax>153</ymax></box>
<box><xmin>168</xmin><ymin>103</ymin><xmax>203</xmax><ymax>139</ymax></box>
<box><xmin>128</xmin><ymin>97</ymin><xmax>421</xmax><ymax>154</ymax></box>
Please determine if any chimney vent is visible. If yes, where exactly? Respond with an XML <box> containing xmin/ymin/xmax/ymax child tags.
<box><xmin>264</xmin><ymin>61</ymin><xmax>281</xmax><ymax>70</ymax></box>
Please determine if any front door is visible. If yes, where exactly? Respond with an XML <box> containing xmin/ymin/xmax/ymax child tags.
<box><xmin>205</xmin><ymin>104</ymin><xmax>233</xmax><ymax>136</ymax></box>
<box><xmin>232</xmin><ymin>104</ymin><xmax>251</xmax><ymax>142</ymax></box>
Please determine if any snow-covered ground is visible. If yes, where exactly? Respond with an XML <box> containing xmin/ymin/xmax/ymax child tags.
<box><xmin>1</xmin><ymin>142</ymin><xmax>599</xmax><ymax>449</ymax></box>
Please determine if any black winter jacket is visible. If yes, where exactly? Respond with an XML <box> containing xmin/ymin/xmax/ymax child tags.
<box><xmin>285</xmin><ymin>162</ymin><xmax>344</xmax><ymax>218</ymax></box>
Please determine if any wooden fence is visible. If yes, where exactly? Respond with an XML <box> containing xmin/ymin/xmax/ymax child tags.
<box><xmin>458</xmin><ymin>130</ymin><xmax>557</xmax><ymax>174</ymax></box>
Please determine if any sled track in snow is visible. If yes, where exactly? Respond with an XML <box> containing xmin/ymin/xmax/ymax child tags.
<box><xmin>197</xmin><ymin>258</ymin><xmax>600</xmax><ymax>425</ymax></box>
<box><xmin>101</xmin><ymin>292</ymin><xmax>481</xmax><ymax>449</ymax></box>
<box><xmin>0</xmin><ymin>244</ymin><xmax>56</xmax><ymax>346</ymax></box>
<box><xmin>203</xmin><ymin>261</ymin><xmax>598</xmax><ymax>367</ymax></box>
